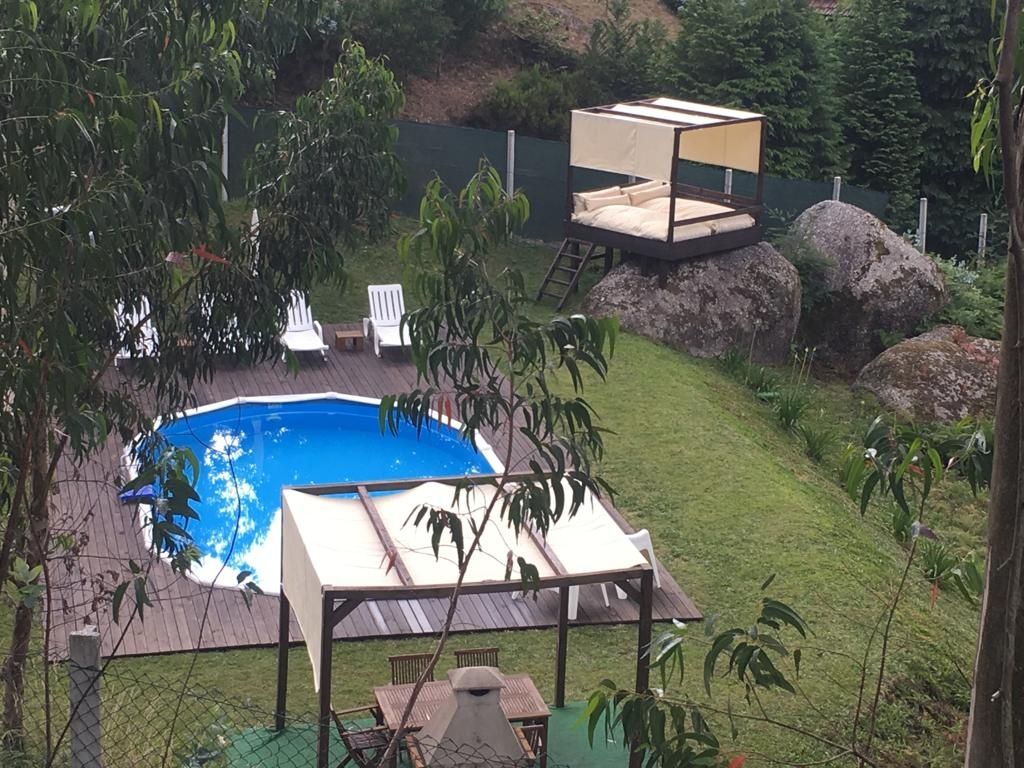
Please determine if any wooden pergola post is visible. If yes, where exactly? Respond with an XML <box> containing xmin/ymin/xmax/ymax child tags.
<box><xmin>554</xmin><ymin>586</ymin><xmax>570</xmax><ymax>708</ymax></box>
<box><xmin>628</xmin><ymin>569</ymin><xmax>655</xmax><ymax>768</ymax></box>
<box><xmin>274</xmin><ymin>591</ymin><xmax>291</xmax><ymax>731</ymax></box>
<box><xmin>317</xmin><ymin>592</ymin><xmax>333</xmax><ymax>768</ymax></box>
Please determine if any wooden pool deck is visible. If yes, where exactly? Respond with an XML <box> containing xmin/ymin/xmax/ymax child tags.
<box><xmin>48</xmin><ymin>324</ymin><xmax>701</xmax><ymax>660</ymax></box>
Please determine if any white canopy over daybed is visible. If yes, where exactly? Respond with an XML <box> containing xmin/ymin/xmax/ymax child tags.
<box><xmin>272</xmin><ymin>474</ymin><xmax>657</xmax><ymax>768</ymax></box>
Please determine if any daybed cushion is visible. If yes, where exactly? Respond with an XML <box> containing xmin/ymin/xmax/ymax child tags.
<box><xmin>627</xmin><ymin>183</ymin><xmax>670</xmax><ymax>206</ymax></box>
<box><xmin>622</xmin><ymin>179</ymin><xmax>665</xmax><ymax>195</ymax></box>
<box><xmin>585</xmin><ymin>193</ymin><xmax>631</xmax><ymax>211</ymax></box>
<box><xmin>572</xmin><ymin>196</ymin><xmax>755</xmax><ymax>242</ymax></box>
<box><xmin>572</xmin><ymin>186</ymin><xmax>622</xmax><ymax>213</ymax></box>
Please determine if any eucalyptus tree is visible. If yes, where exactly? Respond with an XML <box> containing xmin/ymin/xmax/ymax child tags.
<box><xmin>967</xmin><ymin>1</ymin><xmax>1024</xmax><ymax>763</ymax></box>
<box><xmin>0</xmin><ymin>0</ymin><xmax>402</xmax><ymax>746</ymax></box>
<box><xmin>377</xmin><ymin>164</ymin><xmax>618</xmax><ymax>760</ymax></box>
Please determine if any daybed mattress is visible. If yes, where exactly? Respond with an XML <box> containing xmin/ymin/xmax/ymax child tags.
<box><xmin>571</xmin><ymin>197</ymin><xmax>755</xmax><ymax>242</ymax></box>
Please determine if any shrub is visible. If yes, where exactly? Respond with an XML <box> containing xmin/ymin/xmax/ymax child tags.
<box><xmin>443</xmin><ymin>0</ymin><xmax>506</xmax><ymax>46</ymax></box>
<box><xmin>719</xmin><ymin>347</ymin><xmax>749</xmax><ymax>380</ymax></box>
<box><xmin>583</xmin><ymin>0</ymin><xmax>670</xmax><ymax>102</ymax></box>
<box><xmin>798</xmin><ymin>423</ymin><xmax>833</xmax><ymax>463</ymax></box>
<box><xmin>467</xmin><ymin>66</ymin><xmax>594</xmax><ymax>140</ymax></box>
<box><xmin>932</xmin><ymin>256</ymin><xmax>1004</xmax><ymax>340</ymax></box>
<box><xmin>774</xmin><ymin>387</ymin><xmax>810</xmax><ymax>432</ymax></box>
<box><xmin>920</xmin><ymin>540</ymin><xmax>959</xmax><ymax>589</ymax></box>
<box><xmin>344</xmin><ymin>0</ymin><xmax>452</xmax><ymax>79</ymax></box>
<box><xmin>503</xmin><ymin>7</ymin><xmax>577</xmax><ymax>68</ymax></box>
<box><xmin>778</xmin><ymin>232</ymin><xmax>833</xmax><ymax>316</ymax></box>
<box><xmin>744</xmin><ymin>365</ymin><xmax>781</xmax><ymax>401</ymax></box>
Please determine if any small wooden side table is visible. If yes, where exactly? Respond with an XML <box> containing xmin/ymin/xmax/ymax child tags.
<box><xmin>334</xmin><ymin>327</ymin><xmax>365</xmax><ymax>352</ymax></box>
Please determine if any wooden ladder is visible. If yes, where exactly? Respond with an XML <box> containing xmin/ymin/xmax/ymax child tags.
<box><xmin>537</xmin><ymin>238</ymin><xmax>606</xmax><ymax>309</ymax></box>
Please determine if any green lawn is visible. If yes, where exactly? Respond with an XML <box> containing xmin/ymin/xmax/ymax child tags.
<box><xmin>4</xmin><ymin>213</ymin><xmax>984</xmax><ymax>767</ymax></box>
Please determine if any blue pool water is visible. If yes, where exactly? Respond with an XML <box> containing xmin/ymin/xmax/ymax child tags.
<box><xmin>152</xmin><ymin>397</ymin><xmax>494</xmax><ymax>591</ymax></box>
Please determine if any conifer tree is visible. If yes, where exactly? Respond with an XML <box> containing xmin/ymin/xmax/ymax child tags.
<box><xmin>673</xmin><ymin>0</ymin><xmax>842</xmax><ymax>179</ymax></box>
<box><xmin>836</xmin><ymin>0</ymin><xmax>923</xmax><ymax>228</ymax></box>
<box><xmin>905</xmin><ymin>0</ymin><xmax>996</xmax><ymax>256</ymax></box>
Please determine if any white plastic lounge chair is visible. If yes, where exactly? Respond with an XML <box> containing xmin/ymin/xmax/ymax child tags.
<box><xmin>280</xmin><ymin>290</ymin><xmax>328</xmax><ymax>361</ymax></box>
<box><xmin>614</xmin><ymin>528</ymin><xmax>662</xmax><ymax>599</ymax></box>
<box><xmin>115</xmin><ymin>297</ymin><xmax>158</xmax><ymax>367</ymax></box>
<box><xmin>363</xmin><ymin>284</ymin><xmax>410</xmax><ymax>357</ymax></box>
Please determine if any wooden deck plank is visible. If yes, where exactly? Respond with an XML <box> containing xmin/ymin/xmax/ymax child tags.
<box><xmin>47</xmin><ymin>325</ymin><xmax>701</xmax><ymax>660</ymax></box>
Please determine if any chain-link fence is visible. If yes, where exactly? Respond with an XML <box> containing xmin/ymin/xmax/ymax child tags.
<box><xmin>7</xmin><ymin>636</ymin><xmax>579</xmax><ymax>768</ymax></box>
<box><xmin>226</xmin><ymin>108</ymin><xmax>889</xmax><ymax>242</ymax></box>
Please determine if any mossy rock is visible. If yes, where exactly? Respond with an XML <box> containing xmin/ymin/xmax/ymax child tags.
<box><xmin>791</xmin><ymin>201</ymin><xmax>947</xmax><ymax>374</ymax></box>
<box><xmin>583</xmin><ymin>242</ymin><xmax>801</xmax><ymax>365</ymax></box>
<box><xmin>854</xmin><ymin>325</ymin><xmax>998</xmax><ymax>422</ymax></box>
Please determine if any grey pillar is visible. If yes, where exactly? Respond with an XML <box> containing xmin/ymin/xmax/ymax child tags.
<box><xmin>69</xmin><ymin>626</ymin><xmax>103</xmax><ymax>768</ymax></box>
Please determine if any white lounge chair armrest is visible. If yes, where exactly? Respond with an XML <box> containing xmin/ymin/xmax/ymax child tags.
<box><xmin>313</xmin><ymin>320</ymin><xmax>324</xmax><ymax>341</ymax></box>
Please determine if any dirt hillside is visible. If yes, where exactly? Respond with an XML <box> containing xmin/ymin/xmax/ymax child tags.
<box><xmin>400</xmin><ymin>0</ymin><xmax>678</xmax><ymax>123</ymax></box>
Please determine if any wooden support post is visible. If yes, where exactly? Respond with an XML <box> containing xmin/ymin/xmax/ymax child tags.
<box><xmin>275</xmin><ymin>592</ymin><xmax>290</xmax><ymax>731</ymax></box>
<box><xmin>317</xmin><ymin>593</ymin><xmax>334</xmax><ymax>768</ymax></box>
<box><xmin>555</xmin><ymin>586</ymin><xmax>570</xmax><ymax>708</ymax></box>
<box><xmin>628</xmin><ymin>570</ymin><xmax>655</xmax><ymax>768</ymax></box>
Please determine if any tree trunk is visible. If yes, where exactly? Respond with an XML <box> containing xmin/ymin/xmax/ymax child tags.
<box><xmin>966</xmin><ymin>6</ymin><xmax>1024</xmax><ymax>761</ymax></box>
<box><xmin>1</xmin><ymin>421</ymin><xmax>50</xmax><ymax>746</ymax></box>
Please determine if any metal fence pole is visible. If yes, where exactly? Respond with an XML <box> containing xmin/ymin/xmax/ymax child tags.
<box><xmin>832</xmin><ymin>176</ymin><xmax>841</xmax><ymax>201</ymax></box>
<box><xmin>69</xmin><ymin>627</ymin><xmax>103</xmax><ymax>768</ymax></box>
<box><xmin>506</xmin><ymin>129</ymin><xmax>515</xmax><ymax>197</ymax></box>
<box><xmin>918</xmin><ymin>197</ymin><xmax>928</xmax><ymax>254</ymax></box>
<box><xmin>221</xmin><ymin>115</ymin><xmax>229</xmax><ymax>202</ymax></box>
<box><xmin>724</xmin><ymin>169</ymin><xmax>733</xmax><ymax>196</ymax></box>
<box><xmin>978</xmin><ymin>213</ymin><xmax>989</xmax><ymax>261</ymax></box>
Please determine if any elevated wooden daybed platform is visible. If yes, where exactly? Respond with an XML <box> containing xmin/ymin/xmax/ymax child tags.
<box><xmin>538</xmin><ymin>98</ymin><xmax>766</xmax><ymax>304</ymax></box>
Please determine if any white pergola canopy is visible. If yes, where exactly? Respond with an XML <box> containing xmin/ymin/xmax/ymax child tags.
<box><xmin>281</xmin><ymin>479</ymin><xmax>650</xmax><ymax>691</ymax></box>
<box><xmin>570</xmin><ymin>97</ymin><xmax>765</xmax><ymax>180</ymax></box>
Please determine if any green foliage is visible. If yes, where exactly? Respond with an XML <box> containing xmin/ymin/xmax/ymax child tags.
<box><xmin>442</xmin><ymin>0</ymin><xmax>506</xmax><ymax>46</ymax></box>
<box><xmin>248</xmin><ymin>40</ymin><xmax>404</xmax><ymax>286</ymax></box>
<box><xmin>919</xmin><ymin>540</ymin><xmax>958</xmax><ymax>589</ymax></box>
<box><xmin>798</xmin><ymin>423</ymin><xmax>834</xmax><ymax>463</ymax></box>
<box><xmin>584</xmin><ymin>581</ymin><xmax>808</xmax><ymax>767</ymax></box>
<box><xmin>382</xmin><ymin>163</ymin><xmax>619</xmax><ymax>545</ymax></box>
<box><xmin>582</xmin><ymin>0</ymin><xmax>670</xmax><ymax>102</ymax></box>
<box><xmin>932</xmin><ymin>257</ymin><xmax>1005</xmax><ymax>340</ymax></box>
<box><xmin>343</xmin><ymin>0</ymin><xmax>453</xmax><ymax>79</ymax></box>
<box><xmin>503</xmin><ymin>7</ymin><xmax>577</xmax><ymax>68</ymax></box>
<box><xmin>471</xmin><ymin>1</ymin><xmax>669</xmax><ymax>139</ymax></box>
<box><xmin>778</xmin><ymin>232</ymin><xmax>833</xmax><ymax>316</ymax></box>
<box><xmin>0</xmin><ymin>0</ymin><xmax>403</xmax><ymax>736</ymax></box>
<box><xmin>835</xmin><ymin>0</ymin><xmax>923</xmax><ymax>228</ymax></box>
<box><xmin>774</xmin><ymin>388</ymin><xmax>810</xmax><ymax>432</ymax></box>
<box><xmin>673</xmin><ymin>0</ymin><xmax>843</xmax><ymax>178</ymax></box>
<box><xmin>467</xmin><ymin>66</ymin><xmax>592</xmax><ymax>140</ymax></box>
<box><xmin>898</xmin><ymin>418</ymin><xmax>993</xmax><ymax>496</ymax></box>
<box><xmin>904</xmin><ymin>0</ymin><xmax>997</xmax><ymax>257</ymax></box>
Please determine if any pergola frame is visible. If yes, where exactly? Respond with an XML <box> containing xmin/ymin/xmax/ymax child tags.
<box><xmin>271</xmin><ymin>473</ymin><xmax>655</xmax><ymax>768</ymax></box>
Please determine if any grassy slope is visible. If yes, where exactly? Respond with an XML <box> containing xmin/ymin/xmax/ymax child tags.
<box><xmin>77</xmin><ymin>216</ymin><xmax>982</xmax><ymax>766</ymax></box>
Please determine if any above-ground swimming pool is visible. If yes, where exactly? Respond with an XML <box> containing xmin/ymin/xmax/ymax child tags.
<box><xmin>146</xmin><ymin>394</ymin><xmax>500</xmax><ymax>591</ymax></box>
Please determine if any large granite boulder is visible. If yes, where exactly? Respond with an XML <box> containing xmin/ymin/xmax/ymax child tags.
<box><xmin>583</xmin><ymin>242</ymin><xmax>801</xmax><ymax>365</ymax></box>
<box><xmin>791</xmin><ymin>201</ymin><xmax>946</xmax><ymax>373</ymax></box>
<box><xmin>855</xmin><ymin>325</ymin><xmax>999</xmax><ymax>423</ymax></box>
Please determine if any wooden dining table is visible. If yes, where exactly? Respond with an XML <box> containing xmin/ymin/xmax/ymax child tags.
<box><xmin>373</xmin><ymin>672</ymin><xmax>551</xmax><ymax>767</ymax></box>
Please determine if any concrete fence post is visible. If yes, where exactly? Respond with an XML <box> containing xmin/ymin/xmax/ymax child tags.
<box><xmin>832</xmin><ymin>176</ymin><xmax>841</xmax><ymax>201</ymax></box>
<box><xmin>978</xmin><ymin>213</ymin><xmax>989</xmax><ymax>261</ymax></box>
<box><xmin>69</xmin><ymin>627</ymin><xmax>103</xmax><ymax>768</ymax></box>
<box><xmin>918</xmin><ymin>197</ymin><xmax>928</xmax><ymax>254</ymax></box>
<box><xmin>724</xmin><ymin>169</ymin><xmax>733</xmax><ymax>196</ymax></box>
<box><xmin>505</xmin><ymin>129</ymin><xmax>515</xmax><ymax>197</ymax></box>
